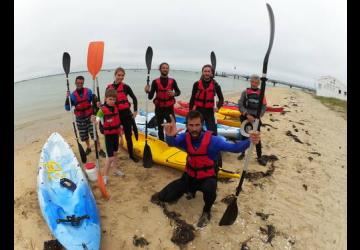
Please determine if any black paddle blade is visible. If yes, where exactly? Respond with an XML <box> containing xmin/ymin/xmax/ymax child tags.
<box><xmin>262</xmin><ymin>3</ymin><xmax>275</xmax><ymax>75</ymax></box>
<box><xmin>145</xmin><ymin>46</ymin><xmax>153</xmax><ymax>72</ymax></box>
<box><xmin>131</xmin><ymin>118</ymin><xmax>139</xmax><ymax>141</ymax></box>
<box><xmin>77</xmin><ymin>141</ymin><xmax>87</xmax><ymax>163</ymax></box>
<box><xmin>210</xmin><ymin>51</ymin><xmax>216</xmax><ymax>73</ymax></box>
<box><xmin>143</xmin><ymin>143</ymin><xmax>153</xmax><ymax>168</ymax></box>
<box><xmin>219</xmin><ymin>197</ymin><xmax>238</xmax><ymax>226</ymax></box>
<box><xmin>62</xmin><ymin>52</ymin><xmax>71</xmax><ymax>76</ymax></box>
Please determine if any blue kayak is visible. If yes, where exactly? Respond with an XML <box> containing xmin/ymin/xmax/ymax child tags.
<box><xmin>138</xmin><ymin>110</ymin><xmax>241</xmax><ymax>139</ymax></box>
<box><xmin>37</xmin><ymin>132</ymin><xmax>101</xmax><ymax>249</ymax></box>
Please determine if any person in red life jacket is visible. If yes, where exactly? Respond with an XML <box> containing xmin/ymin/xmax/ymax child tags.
<box><xmin>65</xmin><ymin>75</ymin><xmax>106</xmax><ymax>157</ymax></box>
<box><xmin>238</xmin><ymin>74</ymin><xmax>267</xmax><ymax>166</ymax></box>
<box><xmin>144</xmin><ymin>62</ymin><xmax>181</xmax><ymax>141</ymax></box>
<box><xmin>150</xmin><ymin>110</ymin><xmax>260</xmax><ymax>228</ymax></box>
<box><xmin>189</xmin><ymin>64</ymin><xmax>224</xmax><ymax>135</ymax></box>
<box><xmin>106</xmin><ymin>67</ymin><xmax>139</xmax><ymax>163</ymax></box>
<box><xmin>91</xmin><ymin>89</ymin><xmax>125</xmax><ymax>185</ymax></box>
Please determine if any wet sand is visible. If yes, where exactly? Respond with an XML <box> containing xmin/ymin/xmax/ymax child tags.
<box><xmin>14</xmin><ymin>87</ymin><xmax>346</xmax><ymax>249</ymax></box>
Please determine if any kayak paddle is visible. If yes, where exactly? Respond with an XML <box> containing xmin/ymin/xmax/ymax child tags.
<box><xmin>87</xmin><ymin>41</ymin><xmax>110</xmax><ymax>199</ymax></box>
<box><xmin>62</xmin><ymin>52</ymin><xmax>87</xmax><ymax>164</ymax></box>
<box><xmin>219</xmin><ymin>3</ymin><xmax>275</xmax><ymax>226</ymax></box>
<box><xmin>143</xmin><ymin>46</ymin><xmax>153</xmax><ymax>168</ymax></box>
<box><xmin>210</xmin><ymin>51</ymin><xmax>223</xmax><ymax>168</ymax></box>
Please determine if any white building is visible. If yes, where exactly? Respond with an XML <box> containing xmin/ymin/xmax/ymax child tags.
<box><xmin>316</xmin><ymin>76</ymin><xmax>347</xmax><ymax>101</ymax></box>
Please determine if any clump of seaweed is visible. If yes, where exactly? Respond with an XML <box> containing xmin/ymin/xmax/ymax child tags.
<box><xmin>43</xmin><ymin>240</ymin><xmax>63</xmax><ymax>250</ymax></box>
<box><xmin>255</xmin><ymin>212</ymin><xmax>274</xmax><ymax>221</ymax></box>
<box><xmin>151</xmin><ymin>193</ymin><xmax>195</xmax><ymax>246</ymax></box>
<box><xmin>244</xmin><ymin>155</ymin><xmax>278</xmax><ymax>181</ymax></box>
<box><xmin>133</xmin><ymin>235</ymin><xmax>150</xmax><ymax>247</ymax></box>
<box><xmin>260</xmin><ymin>224</ymin><xmax>276</xmax><ymax>245</ymax></box>
<box><xmin>285</xmin><ymin>130</ymin><xmax>303</xmax><ymax>144</ymax></box>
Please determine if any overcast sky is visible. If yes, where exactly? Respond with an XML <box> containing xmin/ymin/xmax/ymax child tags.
<box><xmin>14</xmin><ymin>0</ymin><xmax>346</xmax><ymax>87</ymax></box>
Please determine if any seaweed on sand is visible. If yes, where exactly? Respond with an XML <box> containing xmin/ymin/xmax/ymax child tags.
<box><xmin>150</xmin><ymin>193</ymin><xmax>195</xmax><ymax>247</ymax></box>
<box><xmin>133</xmin><ymin>235</ymin><xmax>150</xmax><ymax>247</ymax></box>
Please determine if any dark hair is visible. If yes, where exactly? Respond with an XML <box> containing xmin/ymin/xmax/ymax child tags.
<box><xmin>75</xmin><ymin>76</ymin><xmax>84</xmax><ymax>81</ymax></box>
<box><xmin>114</xmin><ymin>67</ymin><xmax>125</xmax><ymax>75</ymax></box>
<box><xmin>159</xmin><ymin>62</ymin><xmax>169</xmax><ymax>70</ymax></box>
<box><xmin>105</xmin><ymin>89</ymin><xmax>117</xmax><ymax>99</ymax></box>
<box><xmin>201</xmin><ymin>64</ymin><xmax>213</xmax><ymax>72</ymax></box>
<box><xmin>185</xmin><ymin>110</ymin><xmax>204</xmax><ymax>124</ymax></box>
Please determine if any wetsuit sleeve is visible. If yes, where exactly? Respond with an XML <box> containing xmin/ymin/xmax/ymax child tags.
<box><xmin>165</xmin><ymin>133</ymin><xmax>186</xmax><ymax>150</ymax></box>
<box><xmin>87</xmin><ymin>89</ymin><xmax>94</xmax><ymax>103</ymax></box>
<box><xmin>212</xmin><ymin>136</ymin><xmax>251</xmax><ymax>153</ymax></box>
<box><xmin>147</xmin><ymin>80</ymin><xmax>157</xmax><ymax>100</ymax></box>
<box><xmin>125</xmin><ymin>85</ymin><xmax>138</xmax><ymax>112</ymax></box>
<box><xmin>64</xmin><ymin>93</ymin><xmax>76</xmax><ymax>111</ymax></box>
<box><xmin>214</xmin><ymin>81</ymin><xmax>224</xmax><ymax>109</ymax></box>
<box><xmin>238</xmin><ymin>91</ymin><xmax>247</xmax><ymax>113</ymax></box>
<box><xmin>189</xmin><ymin>82</ymin><xmax>198</xmax><ymax>110</ymax></box>
<box><xmin>172</xmin><ymin>80</ymin><xmax>181</xmax><ymax>97</ymax></box>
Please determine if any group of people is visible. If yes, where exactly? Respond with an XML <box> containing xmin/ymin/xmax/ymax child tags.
<box><xmin>65</xmin><ymin>63</ymin><xmax>266</xmax><ymax>228</ymax></box>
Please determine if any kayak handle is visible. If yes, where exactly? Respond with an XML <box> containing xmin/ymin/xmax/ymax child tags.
<box><xmin>60</xmin><ymin>178</ymin><xmax>77</xmax><ymax>192</ymax></box>
<box><xmin>56</xmin><ymin>214</ymin><xmax>90</xmax><ymax>226</ymax></box>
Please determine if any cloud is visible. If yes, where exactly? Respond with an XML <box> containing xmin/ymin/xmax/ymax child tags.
<box><xmin>14</xmin><ymin>0</ymin><xmax>346</xmax><ymax>87</ymax></box>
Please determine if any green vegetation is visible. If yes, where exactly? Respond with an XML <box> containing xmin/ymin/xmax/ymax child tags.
<box><xmin>314</xmin><ymin>96</ymin><xmax>347</xmax><ymax>118</ymax></box>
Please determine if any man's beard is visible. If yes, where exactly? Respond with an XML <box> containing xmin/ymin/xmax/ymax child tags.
<box><xmin>190</xmin><ymin>130</ymin><xmax>200</xmax><ymax>138</ymax></box>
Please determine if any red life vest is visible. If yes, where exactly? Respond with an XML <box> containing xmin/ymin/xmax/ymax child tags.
<box><xmin>194</xmin><ymin>80</ymin><xmax>215</xmax><ymax>108</ymax></box>
<box><xmin>185</xmin><ymin>131</ymin><xmax>216</xmax><ymax>179</ymax></box>
<box><xmin>101</xmin><ymin>105</ymin><xmax>121</xmax><ymax>135</ymax></box>
<box><xmin>73</xmin><ymin>88</ymin><xmax>93</xmax><ymax>118</ymax></box>
<box><xmin>245</xmin><ymin>88</ymin><xmax>267</xmax><ymax>111</ymax></box>
<box><xmin>153</xmin><ymin>78</ymin><xmax>176</xmax><ymax>107</ymax></box>
<box><xmin>107</xmin><ymin>82</ymin><xmax>131</xmax><ymax>110</ymax></box>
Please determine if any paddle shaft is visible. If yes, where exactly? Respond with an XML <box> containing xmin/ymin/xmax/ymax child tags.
<box><xmin>145</xmin><ymin>70</ymin><xmax>150</xmax><ymax>141</ymax></box>
<box><xmin>234</xmin><ymin>2</ymin><xmax>274</xmax><ymax>197</ymax></box>
<box><xmin>66</xmin><ymin>76</ymin><xmax>83</xmax><ymax>142</ymax></box>
<box><xmin>92</xmin><ymin>79</ymin><xmax>100</xmax><ymax>166</ymax></box>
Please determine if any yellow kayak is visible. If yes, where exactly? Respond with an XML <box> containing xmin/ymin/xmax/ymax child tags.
<box><xmin>218</xmin><ymin>107</ymin><xmax>241</xmax><ymax>118</ymax></box>
<box><xmin>215</xmin><ymin>113</ymin><xmax>241</xmax><ymax>127</ymax></box>
<box><xmin>121</xmin><ymin>132</ymin><xmax>240</xmax><ymax>179</ymax></box>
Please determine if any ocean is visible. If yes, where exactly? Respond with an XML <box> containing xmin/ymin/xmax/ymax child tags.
<box><xmin>14</xmin><ymin>69</ymin><xmax>250</xmax><ymax>128</ymax></box>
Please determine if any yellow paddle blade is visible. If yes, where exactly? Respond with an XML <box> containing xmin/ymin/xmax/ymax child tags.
<box><xmin>87</xmin><ymin>41</ymin><xmax>105</xmax><ymax>80</ymax></box>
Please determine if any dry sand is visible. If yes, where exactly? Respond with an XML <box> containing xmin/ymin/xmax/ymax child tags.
<box><xmin>14</xmin><ymin>87</ymin><xmax>346</xmax><ymax>249</ymax></box>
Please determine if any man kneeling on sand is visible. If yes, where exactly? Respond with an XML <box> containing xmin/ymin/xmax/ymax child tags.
<box><xmin>151</xmin><ymin>110</ymin><xmax>260</xmax><ymax>228</ymax></box>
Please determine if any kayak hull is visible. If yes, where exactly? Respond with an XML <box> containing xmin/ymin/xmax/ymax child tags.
<box><xmin>37</xmin><ymin>132</ymin><xmax>101</xmax><ymax>250</ymax></box>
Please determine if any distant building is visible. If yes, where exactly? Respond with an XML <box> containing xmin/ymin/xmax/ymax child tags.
<box><xmin>316</xmin><ymin>76</ymin><xmax>347</xmax><ymax>101</ymax></box>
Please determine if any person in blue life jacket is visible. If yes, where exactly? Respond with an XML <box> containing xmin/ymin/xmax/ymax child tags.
<box><xmin>238</xmin><ymin>74</ymin><xmax>267</xmax><ymax>166</ymax></box>
<box><xmin>151</xmin><ymin>110</ymin><xmax>260</xmax><ymax>228</ymax></box>
<box><xmin>65</xmin><ymin>75</ymin><xmax>106</xmax><ymax>157</ymax></box>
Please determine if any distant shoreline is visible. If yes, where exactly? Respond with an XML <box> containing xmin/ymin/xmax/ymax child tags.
<box><xmin>14</xmin><ymin>68</ymin><xmax>201</xmax><ymax>84</ymax></box>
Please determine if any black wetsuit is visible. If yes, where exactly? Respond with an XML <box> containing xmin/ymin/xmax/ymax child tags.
<box><xmin>106</xmin><ymin>83</ymin><xmax>138</xmax><ymax>159</ymax></box>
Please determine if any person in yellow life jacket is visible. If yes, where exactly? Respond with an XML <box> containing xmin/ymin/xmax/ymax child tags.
<box><xmin>92</xmin><ymin>89</ymin><xmax>125</xmax><ymax>185</ymax></box>
<box><xmin>238</xmin><ymin>74</ymin><xmax>267</xmax><ymax>166</ymax></box>
<box><xmin>144</xmin><ymin>62</ymin><xmax>181</xmax><ymax>141</ymax></box>
<box><xmin>106</xmin><ymin>67</ymin><xmax>139</xmax><ymax>163</ymax></box>
<box><xmin>65</xmin><ymin>75</ymin><xmax>106</xmax><ymax>157</ymax></box>
<box><xmin>189</xmin><ymin>64</ymin><xmax>224</xmax><ymax>135</ymax></box>
<box><xmin>151</xmin><ymin>110</ymin><xmax>260</xmax><ymax>228</ymax></box>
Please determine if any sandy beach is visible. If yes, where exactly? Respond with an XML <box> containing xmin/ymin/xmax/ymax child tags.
<box><xmin>14</xmin><ymin>87</ymin><xmax>347</xmax><ymax>249</ymax></box>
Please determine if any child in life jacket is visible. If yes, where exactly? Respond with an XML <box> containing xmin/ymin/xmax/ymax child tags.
<box><xmin>92</xmin><ymin>89</ymin><xmax>124</xmax><ymax>185</ymax></box>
